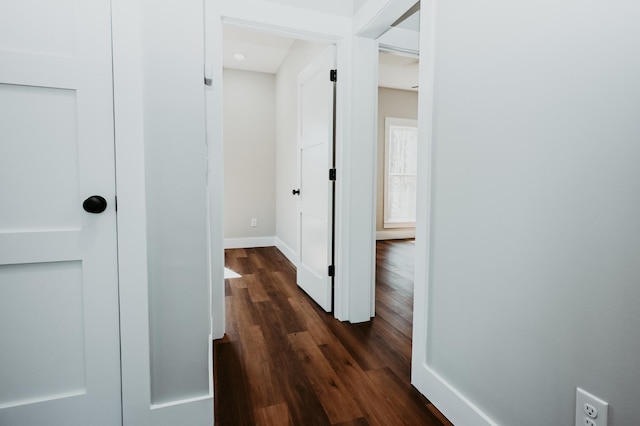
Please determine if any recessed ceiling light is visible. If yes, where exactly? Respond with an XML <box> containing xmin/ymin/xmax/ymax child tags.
<box><xmin>233</xmin><ymin>53</ymin><xmax>245</xmax><ymax>61</ymax></box>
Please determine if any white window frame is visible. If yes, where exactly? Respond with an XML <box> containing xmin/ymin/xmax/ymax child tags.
<box><xmin>384</xmin><ymin>117</ymin><xmax>418</xmax><ymax>229</ymax></box>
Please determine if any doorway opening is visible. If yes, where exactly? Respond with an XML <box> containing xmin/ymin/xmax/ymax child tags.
<box><xmin>371</xmin><ymin>0</ymin><xmax>421</xmax><ymax>321</ymax></box>
<box><xmin>373</xmin><ymin>47</ymin><xmax>420</xmax><ymax>367</ymax></box>
<box><xmin>220</xmin><ymin>23</ymin><xmax>336</xmax><ymax>311</ymax></box>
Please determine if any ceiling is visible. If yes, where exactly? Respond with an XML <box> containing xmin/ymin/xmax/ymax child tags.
<box><xmin>223</xmin><ymin>25</ymin><xmax>295</xmax><ymax>74</ymax></box>
<box><xmin>378</xmin><ymin>51</ymin><xmax>419</xmax><ymax>91</ymax></box>
<box><xmin>222</xmin><ymin>4</ymin><xmax>419</xmax><ymax>91</ymax></box>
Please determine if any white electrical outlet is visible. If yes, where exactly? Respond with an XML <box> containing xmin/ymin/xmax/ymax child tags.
<box><xmin>576</xmin><ymin>388</ymin><xmax>608</xmax><ymax>426</ymax></box>
<box><xmin>251</xmin><ymin>218</ymin><xmax>257</xmax><ymax>227</ymax></box>
<box><xmin>584</xmin><ymin>403</ymin><xmax>598</xmax><ymax>419</ymax></box>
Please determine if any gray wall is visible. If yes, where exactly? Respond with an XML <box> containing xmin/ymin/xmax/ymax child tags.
<box><xmin>223</xmin><ymin>69</ymin><xmax>276</xmax><ymax>241</ymax></box>
<box><xmin>376</xmin><ymin>87</ymin><xmax>418</xmax><ymax>238</ymax></box>
<box><xmin>423</xmin><ymin>1</ymin><xmax>640</xmax><ymax>425</ymax></box>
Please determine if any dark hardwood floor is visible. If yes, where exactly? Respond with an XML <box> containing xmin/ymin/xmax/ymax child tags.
<box><xmin>214</xmin><ymin>240</ymin><xmax>453</xmax><ymax>426</ymax></box>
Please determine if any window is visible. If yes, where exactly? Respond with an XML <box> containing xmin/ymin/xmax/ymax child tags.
<box><xmin>384</xmin><ymin>117</ymin><xmax>418</xmax><ymax>228</ymax></box>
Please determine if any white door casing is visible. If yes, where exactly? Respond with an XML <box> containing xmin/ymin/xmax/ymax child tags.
<box><xmin>296</xmin><ymin>46</ymin><xmax>336</xmax><ymax>312</ymax></box>
<box><xmin>0</xmin><ymin>1</ymin><xmax>121</xmax><ymax>425</ymax></box>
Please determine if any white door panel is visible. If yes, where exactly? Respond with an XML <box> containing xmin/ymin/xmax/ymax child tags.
<box><xmin>300</xmin><ymin>214</ymin><xmax>328</xmax><ymax>277</ymax></box>
<box><xmin>0</xmin><ymin>0</ymin><xmax>121</xmax><ymax>424</ymax></box>
<box><xmin>0</xmin><ymin>261</ymin><xmax>86</xmax><ymax>406</ymax></box>
<box><xmin>297</xmin><ymin>46</ymin><xmax>336</xmax><ymax>312</ymax></box>
<box><xmin>301</xmin><ymin>144</ymin><xmax>328</xmax><ymax>217</ymax></box>
<box><xmin>0</xmin><ymin>84</ymin><xmax>81</xmax><ymax>231</ymax></box>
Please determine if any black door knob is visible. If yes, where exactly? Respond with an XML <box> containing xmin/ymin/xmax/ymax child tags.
<box><xmin>292</xmin><ymin>188</ymin><xmax>300</xmax><ymax>196</ymax></box>
<box><xmin>83</xmin><ymin>195</ymin><xmax>108</xmax><ymax>213</ymax></box>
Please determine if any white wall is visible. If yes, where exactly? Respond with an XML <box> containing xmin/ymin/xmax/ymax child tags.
<box><xmin>376</xmin><ymin>87</ymin><xmax>418</xmax><ymax>239</ymax></box>
<box><xmin>223</xmin><ymin>69</ymin><xmax>276</xmax><ymax>245</ymax></box>
<box><xmin>414</xmin><ymin>1</ymin><xmax>640</xmax><ymax>425</ymax></box>
<box><xmin>274</xmin><ymin>39</ymin><xmax>328</xmax><ymax>259</ymax></box>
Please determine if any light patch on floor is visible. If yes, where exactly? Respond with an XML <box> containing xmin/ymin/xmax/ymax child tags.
<box><xmin>224</xmin><ymin>267</ymin><xmax>242</xmax><ymax>279</ymax></box>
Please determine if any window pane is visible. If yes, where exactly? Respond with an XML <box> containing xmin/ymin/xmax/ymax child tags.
<box><xmin>388</xmin><ymin>126</ymin><xmax>418</xmax><ymax>175</ymax></box>
<box><xmin>384</xmin><ymin>118</ymin><xmax>418</xmax><ymax>227</ymax></box>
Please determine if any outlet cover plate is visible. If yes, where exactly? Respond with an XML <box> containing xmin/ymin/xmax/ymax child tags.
<box><xmin>576</xmin><ymin>388</ymin><xmax>608</xmax><ymax>426</ymax></box>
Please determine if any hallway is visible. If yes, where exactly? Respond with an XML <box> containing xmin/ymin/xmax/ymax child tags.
<box><xmin>214</xmin><ymin>241</ymin><xmax>452</xmax><ymax>425</ymax></box>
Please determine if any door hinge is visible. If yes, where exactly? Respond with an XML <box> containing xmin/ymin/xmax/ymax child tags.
<box><xmin>204</xmin><ymin>63</ymin><xmax>213</xmax><ymax>86</ymax></box>
<box><xmin>329</xmin><ymin>168</ymin><xmax>337</xmax><ymax>181</ymax></box>
<box><xmin>115</xmin><ymin>195</ymin><xmax>118</xmax><ymax>212</ymax></box>
<box><xmin>330</xmin><ymin>69</ymin><xmax>337</xmax><ymax>82</ymax></box>
<box><xmin>328</xmin><ymin>265</ymin><xmax>335</xmax><ymax>277</ymax></box>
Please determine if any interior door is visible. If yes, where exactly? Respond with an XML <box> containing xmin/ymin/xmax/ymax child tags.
<box><xmin>0</xmin><ymin>1</ymin><xmax>121</xmax><ymax>425</ymax></box>
<box><xmin>296</xmin><ymin>46</ymin><xmax>336</xmax><ymax>312</ymax></box>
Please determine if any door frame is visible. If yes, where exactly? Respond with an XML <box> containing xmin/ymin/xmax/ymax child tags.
<box><xmin>206</xmin><ymin>1</ymin><xmax>354</xmax><ymax>327</ymax></box>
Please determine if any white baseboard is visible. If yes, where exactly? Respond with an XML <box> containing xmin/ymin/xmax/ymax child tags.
<box><xmin>376</xmin><ymin>229</ymin><xmax>416</xmax><ymax>240</ymax></box>
<box><xmin>413</xmin><ymin>365</ymin><xmax>497</xmax><ymax>426</ymax></box>
<box><xmin>223</xmin><ymin>236</ymin><xmax>275</xmax><ymax>249</ymax></box>
<box><xmin>274</xmin><ymin>237</ymin><xmax>298</xmax><ymax>266</ymax></box>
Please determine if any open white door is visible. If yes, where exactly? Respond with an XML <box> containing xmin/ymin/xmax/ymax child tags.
<box><xmin>0</xmin><ymin>1</ymin><xmax>121</xmax><ymax>425</ymax></box>
<box><xmin>295</xmin><ymin>46</ymin><xmax>337</xmax><ymax>312</ymax></box>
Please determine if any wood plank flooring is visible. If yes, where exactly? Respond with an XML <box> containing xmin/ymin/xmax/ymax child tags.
<box><xmin>214</xmin><ymin>240</ymin><xmax>453</xmax><ymax>426</ymax></box>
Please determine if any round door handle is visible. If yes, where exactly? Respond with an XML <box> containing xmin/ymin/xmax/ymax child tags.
<box><xmin>83</xmin><ymin>195</ymin><xmax>108</xmax><ymax>213</ymax></box>
<box><xmin>292</xmin><ymin>188</ymin><xmax>300</xmax><ymax>196</ymax></box>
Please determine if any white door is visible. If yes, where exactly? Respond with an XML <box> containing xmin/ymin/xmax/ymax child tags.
<box><xmin>0</xmin><ymin>1</ymin><xmax>121</xmax><ymax>425</ymax></box>
<box><xmin>296</xmin><ymin>46</ymin><xmax>336</xmax><ymax>312</ymax></box>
